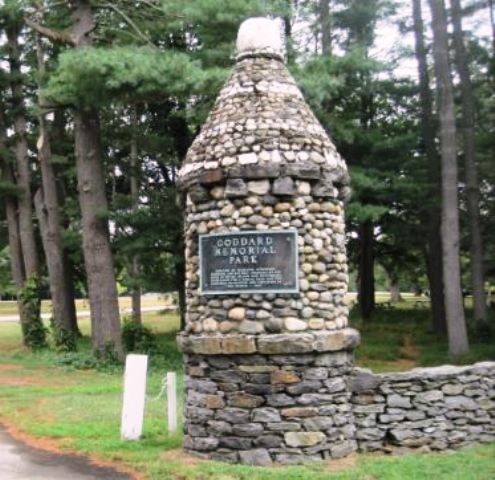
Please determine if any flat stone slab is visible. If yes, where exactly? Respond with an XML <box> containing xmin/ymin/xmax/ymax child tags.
<box><xmin>0</xmin><ymin>426</ymin><xmax>131</xmax><ymax>480</ymax></box>
<box><xmin>177</xmin><ymin>329</ymin><xmax>360</xmax><ymax>355</ymax></box>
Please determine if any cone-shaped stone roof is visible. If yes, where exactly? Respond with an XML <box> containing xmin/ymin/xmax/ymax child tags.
<box><xmin>178</xmin><ymin>18</ymin><xmax>349</xmax><ymax>200</ymax></box>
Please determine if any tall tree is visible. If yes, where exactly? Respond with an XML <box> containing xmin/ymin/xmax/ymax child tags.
<box><xmin>428</xmin><ymin>0</ymin><xmax>469</xmax><ymax>356</ymax></box>
<box><xmin>129</xmin><ymin>106</ymin><xmax>142</xmax><ymax>324</ymax></box>
<box><xmin>412</xmin><ymin>0</ymin><xmax>446</xmax><ymax>334</ymax></box>
<box><xmin>33</xmin><ymin>24</ymin><xmax>78</xmax><ymax>348</ymax></box>
<box><xmin>450</xmin><ymin>0</ymin><xmax>486</xmax><ymax>323</ymax></box>
<box><xmin>0</xmin><ymin>97</ymin><xmax>27</xmax><ymax>325</ymax></box>
<box><xmin>319</xmin><ymin>0</ymin><xmax>332</xmax><ymax>55</ymax></box>
<box><xmin>27</xmin><ymin>0</ymin><xmax>123</xmax><ymax>358</ymax></box>
<box><xmin>72</xmin><ymin>55</ymin><xmax>123</xmax><ymax>356</ymax></box>
<box><xmin>3</xmin><ymin>7</ymin><xmax>47</xmax><ymax>348</ymax></box>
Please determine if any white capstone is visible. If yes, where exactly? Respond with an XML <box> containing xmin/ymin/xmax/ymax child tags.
<box><xmin>236</xmin><ymin>17</ymin><xmax>284</xmax><ymax>59</ymax></box>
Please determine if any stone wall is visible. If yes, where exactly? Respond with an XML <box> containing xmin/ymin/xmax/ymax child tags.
<box><xmin>349</xmin><ymin>362</ymin><xmax>495</xmax><ymax>453</ymax></box>
<box><xmin>183</xmin><ymin>349</ymin><xmax>357</xmax><ymax>466</ymax></box>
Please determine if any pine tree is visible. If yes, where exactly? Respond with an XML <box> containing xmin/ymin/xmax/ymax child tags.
<box><xmin>428</xmin><ymin>0</ymin><xmax>469</xmax><ymax>356</ymax></box>
<box><xmin>450</xmin><ymin>0</ymin><xmax>486</xmax><ymax>324</ymax></box>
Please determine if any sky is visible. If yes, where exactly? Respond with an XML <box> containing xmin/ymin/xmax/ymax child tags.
<box><xmin>289</xmin><ymin>0</ymin><xmax>493</xmax><ymax>80</ymax></box>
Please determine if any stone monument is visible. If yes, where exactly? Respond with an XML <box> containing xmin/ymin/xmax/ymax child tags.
<box><xmin>177</xmin><ymin>16</ymin><xmax>360</xmax><ymax>466</ymax></box>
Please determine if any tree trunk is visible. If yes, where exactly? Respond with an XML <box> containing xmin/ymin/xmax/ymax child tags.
<box><xmin>34</xmin><ymin>33</ymin><xmax>77</xmax><ymax>347</ymax></box>
<box><xmin>282</xmin><ymin>1</ymin><xmax>295</xmax><ymax>64</ymax></box>
<box><xmin>63</xmin><ymin>251</ymin><xmax>80</xmax><ymax>335</ymax></box>
<box><xmin>0</xmin><ymin>105</ymin><xmax>26</xmax><ymax>319</ymax></box>
<box><xmin>359</xmin><ymin>220</ymin><xmax>375</xmax><ymax>320</ymax></box>
<box><xmin>6</xmin><ymin>20</ymin><xmax>46</xmax><ymax>348</ymax></box>
<box><xmin>129</xmin><ymin>107</ymin><xmax>141</xmax><ymax>324</ymax></box>
<box><xmin>6</xmin><ymin>24</ymin><xmax>40</xmax><ymax>278</ymax></box>
<box><xmin>425</xmin><ymin>235</ymin><xmax>447</xmax><ymax>334</ymax></box>
<box><xmin>74</xmin><ymin>109</ymin><xmax>123</xmax><ymax>358</ymax></box>
<box><xmin>489</xmin><ymin>0</ymin><xmax>495</xmax><ymax>61</ymax></box>
<box><xmin>319</xmin><ymin>0</ymin><xmax>332</xmax><ymax>55</ymax></box>
<box><xmin>389</xmin><ymin>274</ymin><xmax>402</xmax><ymax>304</ymax></box>
<box><xmin>428</xmin><ymin>0</ymin><xmax>469</xmax><ymax>356</ymax></box>
<box><xmin>2</xmin><ymin>171</ymin><xmax>25</xmax><ymax>290</ymax></box>
<box><xmin>450</xmin><ymin>0</ymin><xmax>486</xmax><ymax>323</ymax></box>
<box><xmin>70</xmin><ymin>0</ymin><xmax>122</xmax><ymax>358</ymax></box>
<box><xmin>51</xmin><ymin>109</ymin><xmax>79</xmax><ymax>334</ymax></box>
<box><xmin>34</xmin><ymin>189</ymin><xmax>75</xmax><ymax>347</ymax></box>
<box><xmin>412</xmin><ymin>0</ymin><xmax>447</xmax><ymax>335</ymax></box>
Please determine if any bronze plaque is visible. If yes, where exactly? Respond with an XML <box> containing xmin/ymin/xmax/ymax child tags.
<box><xmin>199</xmin><ymin>229</ymin><xmax>299</xmax><ymax>295</ymax></box>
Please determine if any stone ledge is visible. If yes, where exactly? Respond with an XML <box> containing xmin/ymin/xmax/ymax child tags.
<box><xmin>349</xmin><ymin>361</ymin><xmax>495</xmax><ymax>393</ymax></box>
<box><xmin>177</xmin><ymin>328</ymin><xmax>360</xmax><ymax>355</ymax></box>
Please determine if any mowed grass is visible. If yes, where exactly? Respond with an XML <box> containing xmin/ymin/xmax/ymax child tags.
<box><xmin>0</xmin><ymin>304</ymin><xmax>494</xmax><ymax>479</ymax></box>
<box><xmin>0</xmin><ymin>294</ymin><xmax>173</xmax><ymax>316</ymax></box>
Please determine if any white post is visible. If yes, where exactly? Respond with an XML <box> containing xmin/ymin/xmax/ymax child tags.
<box><xmin>167</xmin><ymin>372</ymin><xmax>177</xmax><ymax>434</ymax></box>
<box><xmin>121</xmin><ymin>354</ymin><xmax>148</xmax><ymax>440</ymax></box>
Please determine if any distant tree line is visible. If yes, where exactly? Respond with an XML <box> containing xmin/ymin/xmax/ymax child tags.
<box><xmin>0</xmin><ymin>0</ymin><xmax>492</xmax><ymax>358</ymax></box>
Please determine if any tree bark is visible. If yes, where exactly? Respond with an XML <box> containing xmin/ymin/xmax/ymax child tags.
<box><xmin>71</xmin><ymin>0</ymin><xmax>123</xmax><ymax>357</ymax></box>
<box><xmin>428</xmin><ymin>0</ymin><xmax>469</xmax><ymax>356</ymax></box>
<box><xmin>129</xmin><ymin>107</ymin><xmax>141</xmax><ymax>324</ymax></box>
<box><xmin>34</xmin><ymin>32</ymin><xmax>77</xmax><ymax>344</ymax></box>
<box><xmin>51</xmin><ymin>110</ymin><xmax>80</xmax><ymax>335</ymax></box>
<box><xmin>412</xmin><ymin>0</ymin><xmax>447</xmax><ymax>335</ymax></box>
<box><xmin>6</xmin><ymin>19</ymin><xmax>46</xmax><ymax>348</ymax></box>
<box><xmin>0</xmin><ymin>104</ymin><xmax>26</xmax><ymax>301</ymax></box>
<box><xmin>74</xmin><ymin>108</ymin><xmax>123</xmax><ymax>357</ymax></box>
<box><xmin>6</xmin><ymin>23</ymin><xmax>39</xmax><ymax>278</ymax></box>
<box><xmin>450</xmin><ymin>0</ymin><xmax>486</xmax><ymax>323</ymax></box>
<box><xmin>359</xmin><ymin>220</ymin><xmax>375</xmax><ymax>320</ymax></box>
<box><xmin>489</xmin><ymin>0</ymin><xmax>495</xmax><ymax>60</ymax></box>
<box><xmin>319</xmin><ymin>0</ymin><xmax>332</xmax><ymax>56</ymax></box>
<box><xmin>388</xmin><ymin>274</ymin><xmax>402</xmax><ymax>304</ymax></box>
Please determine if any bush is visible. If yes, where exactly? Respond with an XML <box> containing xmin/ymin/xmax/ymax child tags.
<box><xmin>122</xmin><ymin>318</ymin><xmax>157</xmax><ymax>354</ymax></box>
<box><xmin>56</xmin><ymin>349</ymin><xmax>121</xmax><ymax>373</ymax></box>
<box><xmin>50</xmin><ymin>321</ymin><xmax>77</xmax><ymax>353</ymax></box>
<box><xmin>19</xmin><ymin>275</ymin><xmax>47</xmax><ymax>349</ymax></box>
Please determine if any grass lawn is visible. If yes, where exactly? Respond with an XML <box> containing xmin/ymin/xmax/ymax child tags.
<box><xmin>0</xmin><ymin>304</ymin><xmax>494</xmax><ymax>479</ymax></box>
<box><xmin>0</xmin><ymin>294</ymin><xmax>173</xmax><ymax>316</ymax></box>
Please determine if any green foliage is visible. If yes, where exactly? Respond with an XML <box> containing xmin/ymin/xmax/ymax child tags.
<box><xmin>55</xmin><ymin>351</ymin><xmax>121</xmax><ymax>373</ymax></box>
<box><xmin>45</xmin><ymin>47</ymin><xmax>220</xmax><ymax>108</ymax></box>
<box><xmin>0</xmin><ymin>179</ymin><xmax>23</xmax><ymax>197</ymax></box>
<box><xmin>95</xmin><ymin>340</ymin><xmax>122</xmax><ymax>365</ymax></box>
<box><xmin>50</xmin><ymin>321</ymin><xmax>77</xmax><ymax>353</ymax></box>
<box><xmin>122</xmin><ymin>318</ymin><xmax>157</xmax><ymax>354</ymax></box>
<box><xmin>0</xmin><ymin>247</ymin><xmax>16</xmax><ymax>298</ymax></box>
<box><xmin>19</xmin><ymin>275</ymin><xmax>47</xmax><ymax>350</ymax></box>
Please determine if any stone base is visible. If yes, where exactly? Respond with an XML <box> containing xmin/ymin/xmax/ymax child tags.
<box><xmin>183</xmin><ymin>348</ymin><xmax>358</xmax><ymax>465</ymax></box>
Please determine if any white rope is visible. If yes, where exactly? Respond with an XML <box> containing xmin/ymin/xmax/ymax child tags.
<box><xmin>147</xmin><ymin>374</ymin><xmax>168</xmax><ymax>402</ymax></box>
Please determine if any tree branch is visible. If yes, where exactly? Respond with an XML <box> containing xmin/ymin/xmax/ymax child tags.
<box><xmin>100</xmin><ymin>3</ymin><xmax>157</xmax><ymax>48</ymax></box>
<box><xmin>25</xmin><ymin>18</ymin><xmax>75</xmax><ymax>45</ymax></box>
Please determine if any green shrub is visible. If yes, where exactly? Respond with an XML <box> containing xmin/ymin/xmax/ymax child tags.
<box><xmin>50</xmin><ymin>320</ymin><xmax>77</xmax><ymax>353</ymax></box>
<box><xmin>19</xmin><ymin>275</ymin><xmax>47</xmax><ymax>349</ymax></box>
<box><xmin>122</xmin><ymin>318</ymin><xmax>157</xmax><ymax>354</ymax></box>
<box><xmin>56</xmin><ymin>348</ymin><xmax>121</xmax><ymax>373</ymax></box>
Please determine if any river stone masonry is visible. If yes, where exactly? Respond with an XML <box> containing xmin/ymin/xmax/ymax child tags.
<box><xmin>177</xmin><ymin>17</ymin><xmax>359</xmax><ymax>465</ymax></box>
<box><xmin>350</xmin><ymin>362</ymin><xmax>495</xmax><ymax>453</ymax></box>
